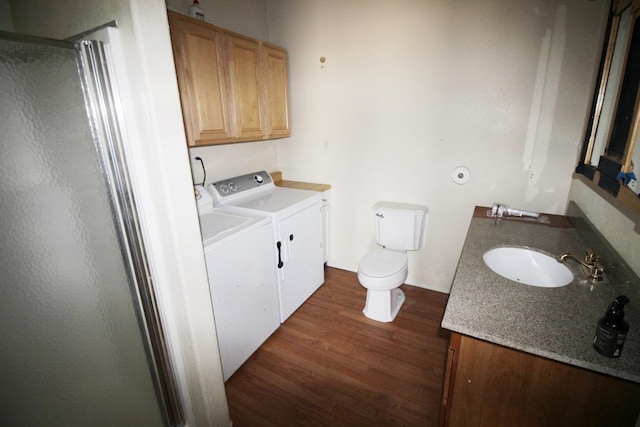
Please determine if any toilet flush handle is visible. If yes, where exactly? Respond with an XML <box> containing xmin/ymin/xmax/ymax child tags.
<box><xmin>376</xmin><ymin>213</ymin><xmax>384</xmax><ymax>218</ymax></box>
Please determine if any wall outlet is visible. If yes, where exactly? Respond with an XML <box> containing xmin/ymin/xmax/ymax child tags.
<box><xmin>190</xmin><ymin>154</ymin><xmax>201</xmax><ymax>163</ymax></box>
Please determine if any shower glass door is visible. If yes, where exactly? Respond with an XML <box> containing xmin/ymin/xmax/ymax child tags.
<box><xmin>0</xmin><ymin>31</ymin><xmax>181</xmax><ymax>427</ymax></box>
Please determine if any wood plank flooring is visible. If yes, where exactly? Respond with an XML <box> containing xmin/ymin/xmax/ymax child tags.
<box><xmin>225</xmin><ymin>267</ymin><xmax>451</xmax><ymax>426</ymax></box>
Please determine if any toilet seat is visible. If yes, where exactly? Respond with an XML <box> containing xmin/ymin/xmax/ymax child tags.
<box><xmin>358</xmin><ymin>249</ymin><xmax>408</xmax><ymax>290</ymax></box>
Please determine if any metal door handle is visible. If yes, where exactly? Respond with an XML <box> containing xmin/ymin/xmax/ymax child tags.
<box><xmin>276</xmin><ymin>241</ymin><xmax>284</xmax><ymax>268</ymax></box>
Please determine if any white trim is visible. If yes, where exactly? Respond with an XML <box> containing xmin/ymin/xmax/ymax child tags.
<box><xmin>90</xmin><ymin>2</ymin><xmax>231</xmax><ymax>424</ymax></box>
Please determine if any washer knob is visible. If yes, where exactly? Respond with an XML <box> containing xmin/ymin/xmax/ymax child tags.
<box><xmin>254</xmin><ymin>174</ymin><xmax>264</xmax><ymax>184</ymax></box>
<box><xmin>228</xmin><ymin>181</ymin><xmax>237</xmax><ymax>191</ymax></box>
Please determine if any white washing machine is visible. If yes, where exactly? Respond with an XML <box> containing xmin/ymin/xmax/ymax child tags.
<box><xmin>207</xmin><ymin>171</ymin><xmax>325</xmax><ymax>322</ymax></box>
<box><xmin>195</xmin><ymin>185</ymin><xmax>280</xmax><ymax>381</ymax></box>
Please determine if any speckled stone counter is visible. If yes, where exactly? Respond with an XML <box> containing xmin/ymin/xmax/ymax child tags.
<box><xmin>441</xmin><ymin>205</ymin><xmax>640</xmax><ymax>383</ymax></box>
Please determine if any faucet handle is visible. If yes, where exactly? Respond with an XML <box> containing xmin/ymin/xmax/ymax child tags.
<box><xmin>584</xmin><ymin>249</ymin><xmax>599</xmax><ymax>265</ymax></box>
<box><xmin>589</xmin><ymin>263</ymin><xmax>605</xmax><ymax>281</ymax></box>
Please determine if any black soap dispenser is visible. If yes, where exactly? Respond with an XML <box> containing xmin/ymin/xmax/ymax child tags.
<box><xmin>593</xmin><ymin>295</ymin><xmax>630</xmax><ymax>358</ymax></box>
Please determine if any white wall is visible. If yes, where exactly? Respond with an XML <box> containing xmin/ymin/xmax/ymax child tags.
<box><xmin>0</xmin><ymin>0</ymin><xmax>13</xmax><ymax>30</ymax></box>
<box><xmin>189</xmin><ymin>141</ymin><xmax>279</xmax><ymax>186</ymax></box>
<box><xmin>7</xmin><ymin>0</ymin><xmax>231</xmax><ymax>425</ymax></box>
<box><xmin>569</xmin><ymin>178</ymin><xmax>640</xmax><ymax>276</ymax></box>
<box><xmin>265</xmin><ymin>0</ymin><xmax>609</xmax><ymax>293</ymax></box>
<box><xmin>167</xmin><ymin>0</ymin><xmax>268</xmax><ymax>40</ymax></box>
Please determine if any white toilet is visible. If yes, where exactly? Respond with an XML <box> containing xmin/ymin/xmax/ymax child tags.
<box><xmin>358</xmin><ymin>202</ymin><xmax>428</xmax><ymax>322</ymax></box>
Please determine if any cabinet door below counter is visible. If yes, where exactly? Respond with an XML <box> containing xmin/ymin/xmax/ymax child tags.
<box><xmin>440</xmin><ymin>332</ymin><xmax>640</xmax><ymax>427</ymax></box>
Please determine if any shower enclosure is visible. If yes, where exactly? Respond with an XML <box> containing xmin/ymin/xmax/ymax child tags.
<box><xmin>0</xmin><ymin>30</ymin><xmax>182</xmax><ymax>426</ymax></box>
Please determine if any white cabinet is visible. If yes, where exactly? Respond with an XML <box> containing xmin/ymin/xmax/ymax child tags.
<box><xmin>321</xmin><ymin>190</ymin><xmax>330</xmax><ymax>263</ymax></box>
<box><xmin>205</xmin><ymin>221</ymin><xmax>279</xmax><ymax>381</ymax></box>
<box><xmin>276</xmin><ymin>203</ymin><xmax>324</xmax><ymax>322</ymax></box>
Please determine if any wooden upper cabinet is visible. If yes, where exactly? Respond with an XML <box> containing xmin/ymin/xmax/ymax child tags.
<box><xmin>168</xmin><ymin>11</ymin><xmax>290</xmax><ymax>146</ymax></box>
<box><xmin>262</xmin><ymin>44</ymin><xmax>290</xmax><ymax>139</ymax></box>
<box><xmin>226</xmin><ymin>34</ymin><xmax>265</xmax><ymax>140</ymax></box>
<box><xmin>168</xmin><ymin>11</ymin><xmax>233</xmax><ymax>145</ymax></box>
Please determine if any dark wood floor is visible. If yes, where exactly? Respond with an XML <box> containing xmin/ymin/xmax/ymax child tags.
<box><xmin>225</xmin><ymin>267</ymin><xmax>451</xmax><ymax>426</ymax></box>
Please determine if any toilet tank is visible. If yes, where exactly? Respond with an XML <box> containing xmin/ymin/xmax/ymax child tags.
<box><xmin>374</xmin><ymin>202</ymin><xmax>428</xmax><ymax>251</ymax></box>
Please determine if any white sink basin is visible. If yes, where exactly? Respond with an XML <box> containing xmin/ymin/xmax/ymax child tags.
<box><xmin>483</xmin><ymin>247</ymin><xmax>574</xmax><ymax>288</ymax></box>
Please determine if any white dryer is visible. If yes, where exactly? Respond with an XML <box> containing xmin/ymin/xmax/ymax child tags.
<box><xmin>207</xmin><ymin>171</ymin><xmax>324</xmax><ymax>322</ymax></box>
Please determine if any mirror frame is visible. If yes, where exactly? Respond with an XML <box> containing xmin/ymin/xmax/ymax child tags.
<box><xmin>577</xmin><ymin>0</ymin><xmax>640</xmax><ymax>214</ymax></box>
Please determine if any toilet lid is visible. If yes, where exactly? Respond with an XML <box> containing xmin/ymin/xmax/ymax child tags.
<box><xmin>359</xmin><ymin>249</ymin><xmax>407</xmax><ymax>278</ymax></box>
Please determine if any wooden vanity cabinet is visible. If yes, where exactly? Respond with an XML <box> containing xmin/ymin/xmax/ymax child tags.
<box><xmin>168</xmin><ymin>11</ymin><xmax>290</xmax><ymax>146</ymax></box>
<box><xmin>440</xmin><ymin>332</ymin><xmax>640</xmax><ymax>427</ymax></box>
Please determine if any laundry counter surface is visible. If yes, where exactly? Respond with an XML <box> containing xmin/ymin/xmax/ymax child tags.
<box><xmin>271</xmin><ymin>171</ymin><xmax>331</xmax><ymax>192</ymax></box>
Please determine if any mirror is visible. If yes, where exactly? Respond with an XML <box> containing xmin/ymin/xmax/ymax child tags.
<box><xmin>578</xmin><ymin>0</ymin><xmax>640</xmax><ymax>199</ymax></box>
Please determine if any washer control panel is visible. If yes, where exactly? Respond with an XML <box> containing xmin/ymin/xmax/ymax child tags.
<box><xmin>209</xmin><ymin>171</ymin><xmax>273</xmax><ymax>201</ymax></box>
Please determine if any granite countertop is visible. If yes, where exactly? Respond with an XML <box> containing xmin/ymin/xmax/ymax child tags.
<box><xmin>441</xmin><ymin>206</ymin><xmax>640</xmax><ymax>383</ymax></box>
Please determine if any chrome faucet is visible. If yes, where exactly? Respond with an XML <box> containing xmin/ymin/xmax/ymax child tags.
<box><xmin>491</xmin><ymin>203</ymin><xmax>540</xmax><ymax>219</ymax></box>
<box><xmin>558</xmin><ymin>249</ymin><xmax>605</xmax><ymax>281</ymax></box>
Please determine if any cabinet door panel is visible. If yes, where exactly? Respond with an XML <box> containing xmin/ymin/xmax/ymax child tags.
<box><xmin>169</xmin><ymin>12</ymin><xmax>233</xmax><ymax>145</ymax></box>
<box><xmin>445</xmin><ymin>333</ymin><xmax>640</xmax><ymax>427</ymax></box>
<box><xmin>277</xmin><ymin>203</ymin><xmax>323</xmax><ymax>321</ymax></box>
<box><xmin>263</xmin><ymin>45</ymin><xmax>290</xmax><ymax>138</ymax></box>
<box><xmin>227</xmin><ymin>35</ymin><xmax>265</xmax><ymax>140</ymax></box>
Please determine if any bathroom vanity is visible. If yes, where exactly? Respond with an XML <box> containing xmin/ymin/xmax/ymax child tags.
<box><xmin>440</xmin><ymin>205</ymin><xmax>640</xmax><ymax>426</ymax></box>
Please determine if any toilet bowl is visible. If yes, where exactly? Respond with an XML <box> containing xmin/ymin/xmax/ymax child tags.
<box><xmin>357</xmin><ymin>201</ymin><xmax>428</xmax><ymax>323</ymax></box>
<box><xmin>358</xmin><ymin>248</ymin><xmax>408</xmax><ymax>322</ymax></box>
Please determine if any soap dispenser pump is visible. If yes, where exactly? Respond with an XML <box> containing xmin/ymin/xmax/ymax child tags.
<box><xmin>593</xmin><ymin>295</ymin><xmax>630</xmax><ymax>358</ymax></box>
<box><xmin>188</xmin><ymin>0</ymin><xmax>205</xmax><ymax>20</ymax></box>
